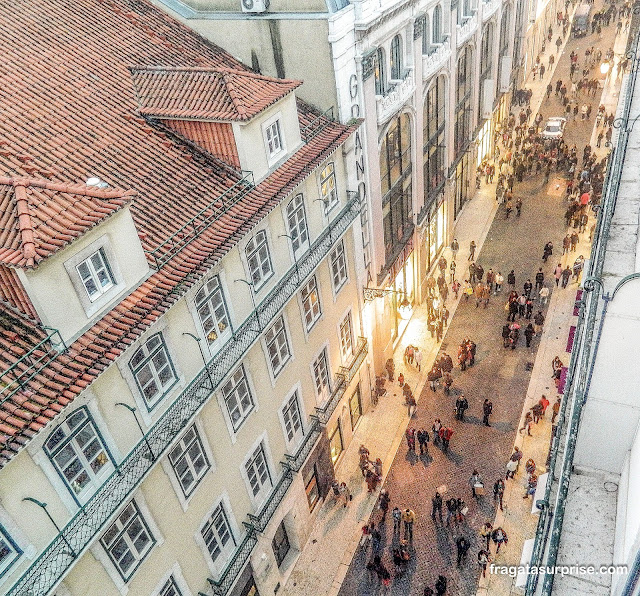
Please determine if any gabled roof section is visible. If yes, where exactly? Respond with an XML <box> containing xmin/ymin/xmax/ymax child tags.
<box><xmin>129</xmin><ymin>66</ymin><xmax>303</xmax><ymax>121</ymax></box>
<box><xmin>0</xmin><ymin>177</ymin><xmax>135</xmax><ymax>269</ymax></box>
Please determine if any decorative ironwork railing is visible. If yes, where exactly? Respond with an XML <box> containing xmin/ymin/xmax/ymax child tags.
<box><xmin>456</xmin><ymin>14</ymin><xmax>478</xmax><ymax>47</ymax></box>
<box><xmin>525</xmin><ymin>29</ymin><xmax>640</xmax><ymax>596</ymax></box>
<box><xmin>0</xmin><ymin>327</ymin><xmax>66</xmax><ymax>407</ymax></box>
<box><xmin>6</xmin><ymin>192</ymin><xmax>361</xmax><ymax>596</ymax></box>
<box><xmin>376</xmin><ymin>68</ymin><xmax>415</xmax><ymax>125</ymax></box>
<box><xmin>206</xmin><ymin>337</ymin><xmax>367</xmax><ymax>595</ymax></box>
<box><xmin>422</xmin><ymin>40</ymin><xmax>451</xmax><ymax>81</ymax></box>
<box><xmin>145</xmin><ymin>172</ymin><xmax>255</xmax><ymax>270</ymax></box>
<box><xmin>300</xmin><ymin>107</ymin><xmax>336</xmax><ymax>144</ymax></box>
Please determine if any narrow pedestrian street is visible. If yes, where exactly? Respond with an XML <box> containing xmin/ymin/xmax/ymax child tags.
<box><xmin>280</xmin><ymin>3</ymin><xmax>627</xmax><ymax>596</ymax></box>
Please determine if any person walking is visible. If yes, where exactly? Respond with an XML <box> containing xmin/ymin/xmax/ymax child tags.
<box><xmin>552</xmin><ymin>397</ymin><xmax>561</xmax><ymax>424</ymax></box>
<box><xmin>507</xmin><ymin>270</ymin><xmax>516</xmax><ymax>290</ymax></box>
<box><xmin>478</xmin><ymin>549</ymin><xmax>491</xmax><ymax>578</ymax></box>
<box><xmin>392</xmin><ymin>506</ymin><xmax>402</xmax><ymax>534</ymax></box>
<box><xmin>339</xmin><ymin>482</ymin><xmax>351</xmax><ymax>508</ymax></box>
<box><xmin>540</xmin><ymin>394</ymin><xmax>550</xmax><ymax>417</ymax></box>
<box><xmin>525</xmin><ymin>323</ymin><xmax>535</xmax><ymax>347</ymax></box>
<box><xmin>406</xmin><ymin>427</ymin><xmax>416</xmax><ymax>452</ymax></box>
<box><xmin>469</xmin><ymin>470</ymin><xmax>484</xmax><ymax>499</ymax></box>
<box><xmin>539</xmin><ymin>285</ymin><xmax>550</xmax><ymax>305</ymax></box>
<box><xmin>417</xmin><ymin>427</ymin><xmax>430</xmax><ymax>455</ymax></box>
<box><xmin>534</xmin><ymin>311</ymin><xmax>545</xmax><ymax>335</ymax></box>
<box><xmin>491</xmin><ymin>527</ymin><xmax>509</xmax><ymax>553</ymax></box>
<box><xmin>402</xmin><ymin>508</ymin><xmax>416</xmax><ymax>542</ymax></box>
<box><xmin>378</xmin><ymin>489</ymin><xmax>390</xmax><ymax>520</ymax></box>
<box><xmin>446</xmin><ymin>496</ymin><xmax>458</xmax><ymax>526</ymax></box>
<box><xmin>523</xmin><ymin>279</ymin><xmax>533</xmax><ymax>299</ymax></box>
<box><xmin>456</xmin><ymin>536</ymin><xmax>471</xmax><ymax>566</ymax></box>
<box><xmin>469</xmin><ymin>240</ymin><xmax>476</xmax><ymax>261</ymax></box>
<box><xmin>455</xmin><ymin>395</ymin><xmax>469</xmax><ymax>421</ymax></box>
<box><xmin>482</xmin><ymin>398</ymin><xmax>493</xmax><ymax>426</ymax></box>
<box><xmin>435</xmin><ymin>575</ymin><xmax>448</xmax><ymax>596</ymax></box>
<box><xmin>495</xmin><ymin>271</ymin><xmax>503</xmax><ymax>293</ymax></box>
<box><xmin>440</xmin><ymin>426</ymin><xmax>453</xmax><ymax>452</ymax></box>
<box><xmin>554</xmin><ymin>263</ymin><xmax>563</xmax><ymax>286</ymax></box>
<box><xmin>480</xmin><ymin>521</ymin><xmax>493</xmax><ymax>550</ymax></box>
<box><xmin>493</xmin><ymin>478</ymin><xmax>505</xmax><ymax>511</ymax></box>
<box><xmin>561</xmin><ymin>265</ymin><xmax>572</xmax><ymax>288</ymax></box>
<box><xmin>535</xmin><ymin>268</ymin><xmax>545</xmax><ymax>293</ymax></box>
<box><xmin>451</xmin><ymin>238</ymin><xmax>459</xmax><ymax>260</ymax></box>
<box><xmin>432</xmin><ymin>491</ymin><xmax>443</xmax><ymax>523</ymax></box>
<box><xmin>520</xmin><ymin>411</ymin><xmax>533</xmax><ymax>436</ymax></box>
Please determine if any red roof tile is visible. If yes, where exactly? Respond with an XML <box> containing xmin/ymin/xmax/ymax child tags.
<box><xmin>0</xmin><ymin>0</ymin><xmax>357</xmax><ymax>465</ymax></box>
<box><xmin>0</xmin><ymin>177</ymin><xmax>134</xmax><ymax>268</ymax></box>
<box><xmin>130</xmin><ymin>66</ymin><xmax>302</xmax><ymax>122</ymax></box>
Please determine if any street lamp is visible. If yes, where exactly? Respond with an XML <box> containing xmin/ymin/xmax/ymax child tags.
<box><xmin>114</xmin><ymin>402</ymin><xmax>155</xmax><ymax>461</ymax></box>
<box><xmin>22</xmin><ymin>497</ymin><xmax>76</xmax><ymax>557</ymax></box>
<box><xmin>234</xmin><ymin>278</ymin><xmax>260</xmax><ymax>331</ymax></box>
<box><xmin>279</xmin><ymin>234</ymin><xmax>300</xmax><ymax>282</ymax></box>
<box><xmin>182</xmin><ymin>332</ymin><xmax>214</xmax><ymax>386</ymax></box>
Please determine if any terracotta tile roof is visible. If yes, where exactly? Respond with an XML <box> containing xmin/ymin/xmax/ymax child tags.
<box><xmin>0</xmin><ymin>0</ymin><xmax>357</xmax><ymax>466</ymax></box>
<box><xmin>0</xmin><ymin>177</ymin><xmax>135</xmax><ymax>269</ymax></box>
<box><xmin>130</xmin><ymin>66</ymin><xmax>302</xmax><ymax>121</ymax></box>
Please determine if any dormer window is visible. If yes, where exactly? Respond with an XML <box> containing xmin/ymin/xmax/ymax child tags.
<box><xmin>263</xmin><ymin>113</ymin><xmax>287</xmax><ymax>165</ymax></box>
<box><xmin>77</xmin><ymin>248</ymin><xmax>115</xmax><ymax>300</ymax></box>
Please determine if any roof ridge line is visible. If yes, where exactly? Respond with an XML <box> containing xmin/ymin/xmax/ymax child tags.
<box><xmin>0</xmin><ymin>177</ymin><xmax>137</xmax><ymax>199</ymax></box>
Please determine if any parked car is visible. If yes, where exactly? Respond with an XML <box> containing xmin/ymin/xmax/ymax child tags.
<box><xmin>542</xmin><ymin>117</ymin><xmax>567</xmax><ymax>139</ymax></box>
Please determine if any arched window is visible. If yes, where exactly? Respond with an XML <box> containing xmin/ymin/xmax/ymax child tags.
<box><xmin>454</xmin><ymin>46</ymin><xmax>474</xmax><ymax>155</ymax></box>
<box><xmin>422</xmin><ymin>15</ymin><xmax>431</xmax><ymax>55</ymax></box>
<box><xmin>380</xmin><ymin>114</ymin><xmax>413</xmax><ymax>261</ymax></box>
<box><xmin>478</xmin><ymin>24</ymin><xmax>494</xmax><ymax>121</ymax></box>
<box><xmin>375</xmin><ymin>47</ymin><xmax>386</xmax><ymax>95</ymax></box>
<box><xmin>390</xmin><ymin>35</ymin><xmax>403</xmax><ymax>80</ymax></box>
<box><xmin>433</xmin><ymin>5</ymin><xmax>442</xmax><ymax>44</ymax></box>
<box><xmin>423</xmin><ymin>76</ymin><xmax>447</xmax><ymax>199</ymax></box>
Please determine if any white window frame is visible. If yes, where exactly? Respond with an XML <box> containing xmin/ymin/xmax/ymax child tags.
<box><xmin>338</xmin><ymin>310</ymin><xmax>354</xmax><ymax>363</ymax></box>
<box><xmin>99</xmin><ymin>499</ymin><xmax>156</xmax><ymax>583</ymax></box>
<box><xmin>0</xmin><ymin>523</ymin><xmax>22</xmax><ymax>581</ymax></box>
<box><xmin>278</xmin><ymin>384</ymin><xmax>306</xmax><ymax>451</ymax></box>
<box><xmin>196</xmin><ymin>497</ymin><xmax>237</xmax><ymax>578</ymax></box>
<box><xmin>43</xmin><ymin>405</ymin><xmax>116</xmax><ymax>507</ymax></box>
<box><xmin>300</xmin><ymin>275</ymin><xmax>322</xmax><ymax>332</ymax></box>
<box><xmin>220</xmin><ymin>364</ymin><xmax>255</xmax><ymax>433</ymax></box>
<box><xmin>329</xmin><ymin>239</ymin><xmax>349</xmax><ymax>295</ymax></box>
<box><xmin>285</xmin><ymin>194</ymin><xmax>310</xmax><ymax>259</ymax></box>
<box><xmin>0</xmin><ymin>505</ymin><xmax>36</xmax><ymax>588</ymax></box>
<box><xmin>310</xmin><ymin>344</ymin><xmax>332</xmax><ymax>406</ymax></box>
<box><xmin>150</xmin><ymin>563</ymin><xmax>193</xmax><ymax>596</ymax></box>
<box><xmin>241</xmin><ymin>435</ymin><xmax>274</xmax><ymax>507</ymax></box>
<box><xmin>193</xmin><ymin>274</ymin><xmax>232</xmax><ymax>355</ymax></box>
<box><xmin>128</xmin><ymin>332</ymin><xmax>178</xmax><ymax>412</ymax></box>
<box><xmin>245</xmin><ymin>230</ymin><xmax>274</xmax><ymax>291</ymax></box>
<box><xmin>262</xmin><ymin>112</ymin><xmax>287</xmax><ymax>165</ymax></box>
<box><xmin>319</xmin><ymin>162</ymin><xmax>339</xmax><ymax>213</ymax></box>
<box><xmin>63</xmin><ymin>235</ymin><xmax>126</xmax><ymax>318</ymax></box>
<box><xmin>263</xmin><ymin>315</ymin><xmax>292</xmax><ymax>378</ymax></box>
<box><xmin>167</xmin><ymin>423</ymin><xmax>211</xmax><ymax>498</ymax></box>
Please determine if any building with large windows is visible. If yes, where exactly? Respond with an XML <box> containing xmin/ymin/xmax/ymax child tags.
<box><xmin>0</xmin><ymin>1</ymin><xmax>370</xmax><ymax>595</ymax></box>
<box><xmin>148</xmin><ymin>0</ymin><xmax>526</xmax><ymax>369</ymax></box>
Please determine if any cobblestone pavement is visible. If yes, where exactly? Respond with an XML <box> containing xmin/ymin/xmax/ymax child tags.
<box><xmin>337</xmin><ymin>5</ymin><xmax>623</xmax><ymax>595</ymax></box>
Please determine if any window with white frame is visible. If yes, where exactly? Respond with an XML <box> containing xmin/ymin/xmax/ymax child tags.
<box><xmin>201</xmin><ymin>503</ymin><xmax>235</xmax><ymax>565</ymax></box>
<box><xmin>312</xmin><ymin>348</ymin><xmax>331</xmax><ymax>404</ymax></box>
<box><xmin>301</xmin><ymin>275</ymin><xmax>322</xmax><ymax>330</ymax></box>
<box><xmin>339</xmin><ymin>312</ymin><xmax>354</xmax><ymax>362</ymax></box>
<box><xmin>221</xmin><ymin>365</ymin><xmax>255</xmax><ymax>431</ymax></box>
<box><xmin>245</xmin><ymin>231</ymin><xmax>273</xmax><ymax>290</ymax></box>
<box><xmin>195</xmin><ymin>276</ymin><xmax>231</xmax><ymax>349</ymax></box>
<box><xmin>264</xmin><ymin>316</ymin><xmax>291</xmax><ymax>377</ymax></box>
<box><xmin>263</xmin><ymin>116</ymin><xmax>285</xmax><ymax>162</ymax></box>
<box><xmin>100</xmin><ymin>501</ymin><xmax>155</xmax><ymax>581</ymax></box>
<box><xmin>320</xmin><ymin>162</ymin><xmax>338</xmax><ymax>212</ymax></box>
<box><xmin>330</xmin><ymin>240</ymin><xmax>348</xmax><ymax>292</ymax></box>
<box><xmin>286</xmin><ymin>194</ymin><xmax>309</xmax><ymax>257</ymax></box>
<box><xmin>159</xmin><ymin>576</ymin><xmax>182</xmax><ymax>596</ymax></box>
<box><xmin>129</xmin><ymin>333</ymin><xmax>177</xmax><ymax>410</ymax></box>
<box><xmin>76</xmin><ymin>248</ymin><xmax>115</xmax><ymax>301</ymax></box>
<box><xmin>44</xmin><ymin>407</ymin><xmax>114</xmax><ymax>503</ymax></box>
<box><xmin>168</xmin><ymin>425</ymin><xmax>210</xmax><ymax>497</ymax></box>
<box><xmin>245</xmin><ymin>443</ymin><xmax>272</xmax><ymax>500</ymax></box>
<box><xmin>0</xmin><ymin>524</ymin><xmax>22</xmax><ymax>577</ymax></box>
<box><xmin>282</xmin><ymin>391</ymin><xmax>304</xmax><ymax>446</ymax></box>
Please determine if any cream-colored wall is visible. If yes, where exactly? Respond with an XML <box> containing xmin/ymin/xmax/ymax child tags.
<box><xmin>173</xmin><ymin>0</ymin><xmax>328</xmax><ymax>13</ymax></box>
<box><xmin>18</xmin><ymin>207</ymin><xmax>150</xmax><ymax>344</ymax></box>
<box><xmin>0</xmin><ymin>147</ymin><xmax>364</xmax><ymax>595</ymax></box>
<box><xmin>234</xmin><ymin>93</ymin><xmax>302</xmax><ymax>182</ymax></box>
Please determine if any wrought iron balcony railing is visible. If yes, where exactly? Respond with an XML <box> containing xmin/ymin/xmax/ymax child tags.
<box><xmin>0</xmin><ymin>327</ymin><xmax>66</xmax><ymax>407</ymax></box>
<box><xmin>300</xmin><ymin>107</ymin><xmax>336</xmax><ymax>144</ymax></box>
<box><xmin>6</xmin><ymin>192</ymin><xmax>361</xmax><ymax>596</ymax></box>
<box><xmin>207</xmin><ymin>337</ymin><xmax>367</xmax><ymax>596</ymax></box>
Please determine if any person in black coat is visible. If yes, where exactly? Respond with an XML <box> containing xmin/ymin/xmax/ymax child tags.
<box><xmin>525</xmin><ymin>324</ymin><xmax>535</xmax><ymax>347</ymax></box>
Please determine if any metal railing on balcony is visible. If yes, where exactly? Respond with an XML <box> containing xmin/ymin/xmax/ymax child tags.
<box><xmin>525</xmin><ymin>30</ymin><xmax>640</xmax><ymax>596</ymax></box>
<box><xmin>145</xmin><ymin>172</ymin><xmax>255</xmax><ymax>270</ymax></box>
<box><xmin>0</xmin><ymin>327</ymin><xmax>66</xmax><ymax>407</ymax></box>
<box><xmin>300</xmin><ymin>107</ymin><xmax>336</xmax><ymax>144</ymax></box>
<box><xmin>6</xmin><ymin>192</ymin><xmax>361</xmax><ymax>596</ymax></box>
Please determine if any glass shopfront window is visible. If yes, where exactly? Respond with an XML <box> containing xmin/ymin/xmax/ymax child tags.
<box><xmin>454</xmin><ymin>46</ymin><xmax>474</xmax><ymax>157</ymax></box>
<box><xmin>426</xmin><ymin>196</ymin><xmax>446</xmax><ymax>269</ymax></box>
<box><xmin>423</xmin><ymin>76</ymin><xmax>446</xmax><ymax>205</ymax></box>
<box><xmin>454</xmin><ymin>153</ymin><xmax>471</xmax><ymax>219</ymax></box>
<box><xmin>349</xmin><ymin>384</ymin><xmax>362</xmax><ymax>429</ymax></box>
<box><xmin>328</xmin><ymin>420</ymin><xmax>343</xmax><ymax>466</ymax></box>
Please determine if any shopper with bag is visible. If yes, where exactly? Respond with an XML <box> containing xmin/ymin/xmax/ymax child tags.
<box><xmin>469</xmin><ymin>470</ymin><xmax>484</xmax><ymax>498</ymax></box>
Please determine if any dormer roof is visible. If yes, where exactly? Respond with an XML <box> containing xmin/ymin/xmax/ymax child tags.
<box><xmin>0</xmin><ymin>177</ymin><xmax>135</xmax><ymax>269</ymax></box>
<box><xmin>129</xmin><ymin>66</ymin><xmax>303</xmax><ymax>122</ymax></box>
